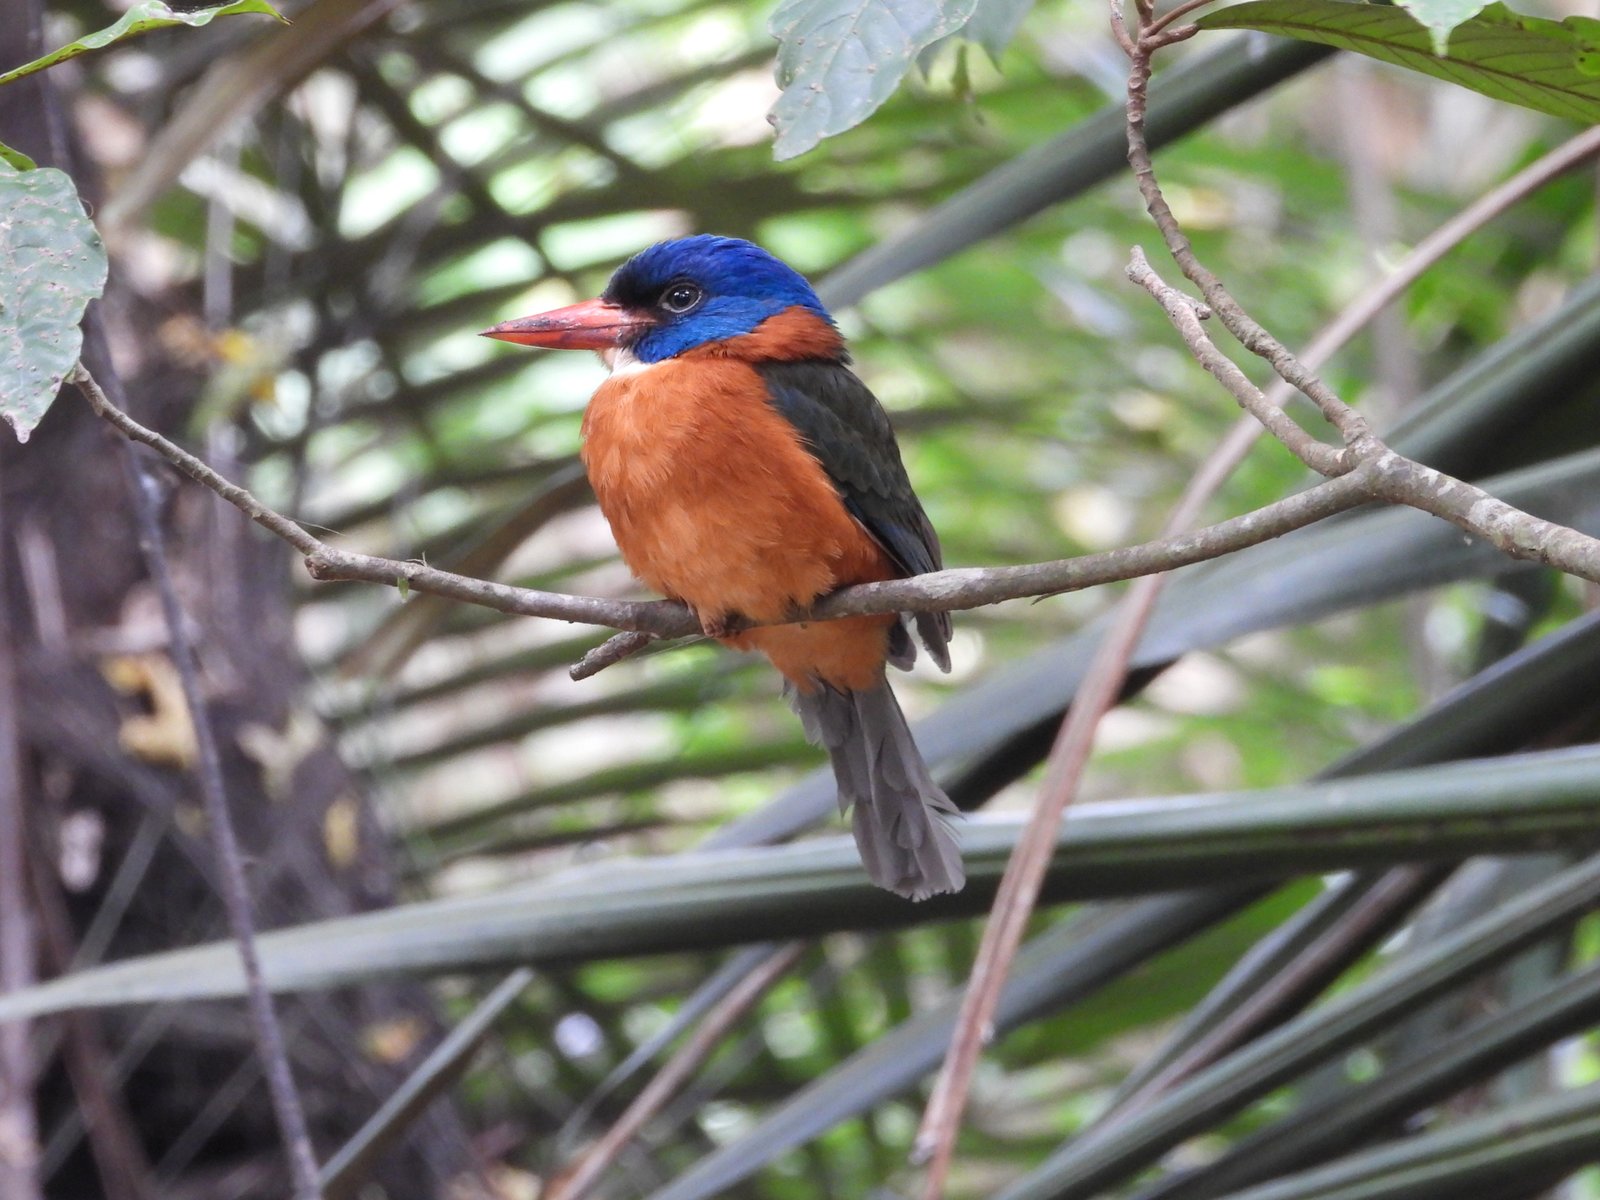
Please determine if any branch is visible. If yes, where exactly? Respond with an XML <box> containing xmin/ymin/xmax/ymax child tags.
<box><xmin>79</xmin><ymin>331</ymin><xmax>1600</xmax><ymax>692</ymax></box>
<box><xmin>1125</xmin><ymin>203</ymin><xmax>1600</xmax><ymax>587</ymax></box>
<box><xmin>1123</xmin><ymin>28</ymin><xmax>1371</xmax><ymax>446</ymax></box>
<box><xmin>570</xmin><ymin>631</ymin><xmax>662</xmax><ymax>682</ymax></box>
<box><xmin>1127</xmin><ymin>249</ymin><xmax>1348</xmax><ymax>476</ymax></box>
<box><xmin>70</xmin><ymin>363</ymin><xmax>1377</xmax><ymax>641</ymax></box>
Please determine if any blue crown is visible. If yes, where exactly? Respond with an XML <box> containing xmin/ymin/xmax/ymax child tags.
<box><xmin>604</xmin><ymin>235</ymin><xmax>833</xmax><ymax>362</ymax></box>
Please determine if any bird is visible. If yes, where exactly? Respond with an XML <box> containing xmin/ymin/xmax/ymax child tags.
<box><xmin>482</xmin><ymin>235</ymin><xmax>963</xmax><ymax>900</ymax></box>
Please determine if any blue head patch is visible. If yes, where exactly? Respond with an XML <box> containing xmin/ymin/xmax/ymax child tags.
<box><xmin>602</xmin><ymin>235</ymin><xmax>833</xmax><ymax>363</ymax></box>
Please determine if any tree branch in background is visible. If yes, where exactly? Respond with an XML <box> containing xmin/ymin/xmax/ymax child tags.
<box><xmin>546</xmin><ymin>943</ymin><xmax>805</xmax><ymax>1200</ymax></box>
<box><xmin>0</xmin><ymin>461</ymin><xmax>43</xmax><ymax>1200</ymax></box>
<box><xmin>74</xmin><ymin>364</ymin><xmax>324</xmax><ymax>1200</ymax></box>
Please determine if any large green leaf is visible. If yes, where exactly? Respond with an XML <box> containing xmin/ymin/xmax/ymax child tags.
<box><xmin>8</xmin><ymin>744</ymin><xmax>1600</xmax><ymax>1015</ymax></box>
<box><xmin>1206</xmin><ymin>1080</ymin><xmax>1600</xmax><ymax>1200</ymax></box>
<box><xmin>1200</xmin><ymin>1</ymin><xmax>1600</xmax><ymax>118</ymax></box>
<box><xmin>644</xmin><ymin>891</ymin><xmax>1261</xmax><ymax>1200</ymax></box>
<box><xmin>768</xmin><ymin>0</ymin><xmax>980</xmax><ymax>160</ymax></box>
<box><xmin>993</xmin><ymin>850</ymin><xmax>1600</xmax><ymax>1200</ymax></box>
<box><xmin>1141</xmin><ymin>958</ymin><xmax>1600</xmax><ymax>1198</ymax></box>
<box><xmin>0</xmin><ymin>0</ymin><xmax>286</xmax><ymax>88</ymax></box>
<box><xmin>0</xmin><ymin>163</ymin><xmax>106</xmax><ymax>441</ymax></box>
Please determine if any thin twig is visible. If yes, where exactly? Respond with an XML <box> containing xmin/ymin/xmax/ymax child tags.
<box><xmin>570</xmin><ymin>631</ymin><xmax>661</xmax><ymax>681</ymax></box>
<box><xmin>1128</xmin><ymin>250</ymin><xmax>1348</xmax><ymax>476</ymax></box>
<box><xmin>1128</xmin><ymin>203</ymin><xmax>1600</xmax><ymax>583</ymax></box>
<box><xmin>547</xmin><ymin>943</ymin><xmax>806</xmax><ymax>1200</ymax></box>
<box><xmin>1123</xmin><ymin>22</ymin><xmax>1370</xmax><ymax>446</ymax></box>
<box><xmin>72</xmin><ymin>366</ymin><xmax>324</xmax><ymax>1200</ymax></box>
<box><xmin>1147</xmin><ymin>0</ymin><xmax>1220</xmax><ymax>35</ymax></box>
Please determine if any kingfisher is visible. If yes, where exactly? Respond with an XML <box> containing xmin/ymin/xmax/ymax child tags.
<box><xmin>482</xmin><ymin>235</ymin><xmax>963</xmax><ymax>900</ymax></box>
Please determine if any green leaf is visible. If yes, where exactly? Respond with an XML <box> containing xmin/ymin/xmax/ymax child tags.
<box><xmin>9</xmin><ymin>744</ymin><xmax>1600</xmax><ymax>1015</ymax></box>
<box><xmin>994</xmin><ymin>850</ymin><xmax>1600</xmax><ymax>1200</ymax></box>
<box><xmin>768</xmin><ymin>0</ymin><xmax>979</xmax><ymax>160</ymax></box>
<box><xmin>961</xmin><ymin>0</ymin><xmax>1037</xmax><ymax>59</ymax></box>
<box><xmin>1198</xmin><ymin>1079</ymin><xmax>1600</xmax><ymax>1200</ymax></box>
<box><xmin>0</xmin><ymin>163</ymin><xmax>107</xmax><ymax>442</ymax></box>
<box><xmin>1198</xmin><ymin>1</ymin><xmax>1600</xmax><ymax>122</ymax></box>
<box><xmin>0</xmin><ymin>0</ymin><xmax>287</xmax><ymax>89</ymax></box>
<box><xmin>1400</xmin><ymin>0</ymin><xmax>1489</xmax><ymax>55</ymax></box>
<box><xmin>0</xmin><ymin>141</ymin><xmax>35</xmax><ymax>171</ymax></box>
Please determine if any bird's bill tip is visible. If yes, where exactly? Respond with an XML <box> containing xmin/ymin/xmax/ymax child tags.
<box><xmin>480</xmin><ymin>299</ymin><xmax>651</xmax><ymax>349</ymax></box>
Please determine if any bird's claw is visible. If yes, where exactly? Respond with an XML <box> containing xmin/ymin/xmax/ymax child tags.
<box><xmin>697</xmin><ymin>611</ymin><xmax>738</xmax><ymax>639</ymax></box>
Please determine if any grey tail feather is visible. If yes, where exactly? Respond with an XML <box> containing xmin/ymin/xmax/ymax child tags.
<box><xmin>788</xmin><ymin>680</ymin><xmax>965</xmax><ymax>901</ymax></box>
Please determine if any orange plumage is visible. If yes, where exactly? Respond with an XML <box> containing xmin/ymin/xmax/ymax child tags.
<box><xmin>581</xmin><ymin>313</ymin><xmax>897</xmax><ymax>693</ymax></box>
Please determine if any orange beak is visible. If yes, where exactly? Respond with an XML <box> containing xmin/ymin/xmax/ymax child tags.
<box><xmin>480</xmin><ymin>298</ymin><xmax>654</xmax><ymax>350</ymax></box>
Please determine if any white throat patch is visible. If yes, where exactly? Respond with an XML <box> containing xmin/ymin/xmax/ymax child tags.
<box><xmin>602</xmin><ymin>346</ymin><xmax>655</xmax><ymax>377</ymax></box>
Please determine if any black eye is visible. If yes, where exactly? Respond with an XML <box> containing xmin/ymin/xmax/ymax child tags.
<box><xmin>659</xmin><ymin>282</ymin><xmax>702</xmax><ymax>314</ymax></box>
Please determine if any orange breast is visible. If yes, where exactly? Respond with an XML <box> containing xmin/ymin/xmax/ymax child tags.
<box><xmin>580</xmin><ymin>354</ymin><xmax>897</xmax><ymax>691</ymax></box>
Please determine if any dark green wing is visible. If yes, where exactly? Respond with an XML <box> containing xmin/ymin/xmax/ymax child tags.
<box><xmin>756</xmin><ymin>359</ymin><xmax>951</xmax><ymax>671</ymax></box>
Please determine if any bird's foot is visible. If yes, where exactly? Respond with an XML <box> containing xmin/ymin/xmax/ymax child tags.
<box><xmin>696</xmin><ymin>610</ymin><xmax>744</xmax><ymax>639</ymax></box>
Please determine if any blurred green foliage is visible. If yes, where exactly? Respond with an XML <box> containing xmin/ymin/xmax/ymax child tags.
<box><xmin>15</xmin><ymin>0</ymin><xmax>1600</xmax><ymax>1195</ymax></box>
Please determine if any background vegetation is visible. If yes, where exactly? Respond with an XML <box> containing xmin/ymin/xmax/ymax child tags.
<box><xmin>4</xmin><ymin>0</ymin><xmax>1600</xmax><ymax>1197</ymax></box>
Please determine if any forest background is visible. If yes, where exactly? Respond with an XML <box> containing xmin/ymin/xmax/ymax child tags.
<box><xmin>5</xmin><ymin>0</ymin><xmax>1600</xmax><ymax>1198</ymax></box>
